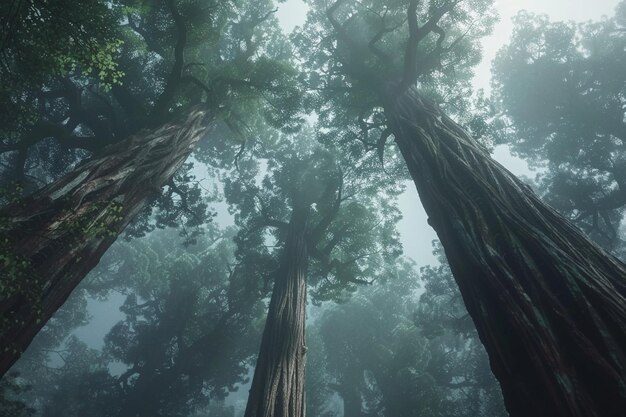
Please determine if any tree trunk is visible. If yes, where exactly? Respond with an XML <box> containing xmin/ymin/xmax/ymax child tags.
<box><xmin>383</xmin><ymin>85</ymin><xmax>626</xmax><ymax>417</ymax></box>
<box><xmin>243</xmin><ymin>206</ymin><xmax>309</xmax><ymax>417</ymax></box>
<box><xmin>0</xmin><ymin>106</ymin><xmax>213</xmax><ymax>376</ymax></box>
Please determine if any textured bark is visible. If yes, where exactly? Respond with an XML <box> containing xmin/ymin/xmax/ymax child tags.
<box><xmin>244</xmin><ymin>207</ymin><xmax>309</xmax><ymax>417</ymax></box>
<box><xmin>0</xmin><ymin>106</ymin><xmax>212</xmax><ymax>376</ymax></box>
<box><xmin>383</xmin><ymin>85</ymin><xmax>626</xmax><ymax>417</ymax></box>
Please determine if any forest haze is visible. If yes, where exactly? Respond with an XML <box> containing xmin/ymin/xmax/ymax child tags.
<box><xmin>1</xmin><ymin>1</ymin><xmax>625</xmax><ymax>416</ymax></box>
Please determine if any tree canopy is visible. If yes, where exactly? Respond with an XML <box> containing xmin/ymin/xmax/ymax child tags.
<box><xmin>493</xmin><ymin>8</ymin><xmax>626</xmax><ymax>253</ymax></box>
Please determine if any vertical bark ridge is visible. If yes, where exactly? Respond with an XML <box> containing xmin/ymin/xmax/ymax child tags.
<box><xmin>244</xmin><ymin>206</ymin><xmax>309</xmax><ymax>417</ymax></box>
<box><xmin>383</xmin><ymin>85</ymin><xmax>626</xmax><ymax>417</ymax></box>
<box><xmin>0</xmin><ymin>106</ymin><xmax>213</xmax><ymax>375</ymax></box>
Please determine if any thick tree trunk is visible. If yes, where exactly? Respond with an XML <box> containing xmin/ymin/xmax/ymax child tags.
<box><xmin>243</xmin><ymin>207</ymin><xmax>309</xmax><ymax>417</ymax></box>
<box><xmin>0</xmin><ymin>106</ymin><xmax>212</xmax><ymax>376</ymax></box>
<box><xmin>383</xmin><ymin>85</ymin><xmax>626</xmax><ymax>417</ymax></box>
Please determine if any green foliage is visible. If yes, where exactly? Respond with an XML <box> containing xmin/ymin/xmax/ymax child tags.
<box><xmin>4</xmin><ymin>226</ymin><xmax>264</xmax><ymax>417</ymax></box>
<box><xmin>293</xmin><ymin>0</ymin><xmax>497</xmax><ymax>161</ymax></box>
<box><xmin>414</xmin><ymin>243</ymin><xmax>506</xmax><ymax>417</ymax></box>
<box><xmin>311</xmin><ymin>259</ymin><xmax>436</xmax><ymax>417</ymax></box>
<box><xmin>493</xmin><ymin>3</ymin><xmax>626</xmax><ymax>252</ymax></box>
<box><xmin>224</xmin><ymin>129</ymin><xmax>403</xmax><ymax>302</ymax></box>
<box><xmin>124</xmin><ymin>163</ymin><xmax>218</xmax><ymax>244</ymax></box>
<box><xmin>308</xmin><ymin>244</ymin><xmax>507</xmax><ymax>417</ymax></box>
<box><xmin>1</xmin><ymin>0</ymin><xmax>304</xmax><ymax>239</ymax></box>
<box><xmin>0</xmin><ymin>195</ymin><xmax>128</xmax><ymax>359</ymax></box>
<box><xmin>0</xmin><ymin>0</ymin><xmax>123</xmax><ymax>133</ymax></box>
<box><xmin>0</xmin><ymin>224</ymin><xmax>42</xmax><ymax>356</ymax></box>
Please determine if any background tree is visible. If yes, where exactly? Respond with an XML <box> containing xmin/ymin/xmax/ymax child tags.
<box><xmin>224</xmin><ymin>131</ymin><xmax>403</xmax><ymax>417</ymax></box>
<box><xmin>308</xmin><ymin>249</ymin><xmax>506</xmax><ymax>417</ymax></box>
<box><xmin>415</xmin><ymin>244</ymin><xmax>507</xmax><ymax>417</ymax></box>
<box><xmin>297</xmin><ymin>0</ymin><xmax>626</xmax><ymax>415</ymax></box>
<box><xmin>0</xmin><ymin>372</ymin><xmax>34</xmax><ymax>417</ymax></box>
<box><xmin>315</xmin><ymin>260</ymin><xmax>438</xmax><ymax>417</ymax></box>
<box><xmin>2</xmin><ymin>225</ymin><xmax>265</xmax><ymax>417</ymax></box>
<box><xmin>492</xmin><ymin>5</ymin><xmax>626</xmax><ymax>253</ymax></box>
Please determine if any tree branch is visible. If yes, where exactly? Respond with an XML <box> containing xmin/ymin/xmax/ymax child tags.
<box><xmin>403</xmin><ymin>0</ymin><xmax>461</xmax><ymax>86</ymax></box>
<box><xmin>1</xmin><ymin>121</ymin><xmax>107</xmax><ymax>157</ymax></box>
<box><xmin>127</xmin><ymin>13</ymin><xmax>166</xmax><ymax>57</ymax></box>
<box><xmin>377</xmin><ymin>127</ymin><xmax>392</xmax><ymax>169</ymax></box>
<box><xmin>150</xmin><ymin>0</ymin><xmax>188</xmax><ymax>124</ymax></box>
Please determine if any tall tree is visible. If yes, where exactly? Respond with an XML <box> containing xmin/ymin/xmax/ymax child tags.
<box><xmin>225</xmin><ymin>132</ymin><xmax>402</xmax><ymax>417</ymax></box>
<box><xmin>492</xmin><ymin>7</ymin><xmax>626</xmax><ymax>253</ymax></box>
<box><xmin>0</xmin><ymin>0</ymin><xmax>301</xmax><ymax>374</ymax></box>
<box><xmin>298</xmin><ymin>0</ymin><xmax>626</xmax><ymax>415</ymax></box>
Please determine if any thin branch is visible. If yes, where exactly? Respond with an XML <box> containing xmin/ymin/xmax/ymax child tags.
<box><xmin>367</xmin><ymin>17</ymin><xmax>404</xmax><ymax>63</ymax></box>
<box><xmin>403</xmin><ymin>0</ymin><xmax>461</xmax><ymax>86</ymax></box>
<box><xmin>377</xmin><ymin>127</ymin><xmax>392</xmax><ymax>171</ymax></box>
<box><xmin>181</xmin><ymin>75</ymin><xmax>212</xmax><ymax>96</ymax></box>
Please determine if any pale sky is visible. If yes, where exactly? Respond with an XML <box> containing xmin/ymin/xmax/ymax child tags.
<box><xmin>276</xmin><ymin>0</ymin><xmax>623</xmax><ymax>266</ymax></box>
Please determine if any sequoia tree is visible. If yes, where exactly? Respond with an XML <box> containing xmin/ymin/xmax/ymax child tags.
<box><xmin>0</xmin><ymin>0</ymin><xmax>300</xmax><ymax>375</ymax></box>
<box><xmin>297</xmin><ymin>1</ymin><xmax>626</xmax><ymax>416</ymax></box>
<box><xmin>225</xmin><ymin>132</ymin><xmax>402</xmax><ymax>417</ymax></box>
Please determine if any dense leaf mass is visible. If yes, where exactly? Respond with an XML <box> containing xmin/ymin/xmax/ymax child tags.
<box><xmin>494</xmin><ymin>10</ymin><xmax>626</xmax><ymax>253</ymax></box>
